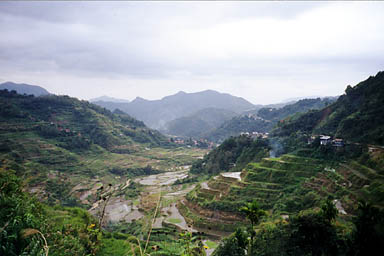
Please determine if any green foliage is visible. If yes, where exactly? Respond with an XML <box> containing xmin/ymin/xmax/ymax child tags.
<box><xmin>0</xmin><ymin>169</ymin><xmax>45</xmax><ymax>256</ymax></box>
<box><xmin>0</xmin><ymin>169</ymin><xmax>107</xmax><ymax>256</ymax></box>
<box><xmin>190</xmin><ymin>135</ymin><xmax>269</xmax><ymax>175</ymax></box>
<box><xmin>212</xmin><ymin>228</ymin><xmax>247</xmax><ymax>256</ymax></box>
<box><xmin>214</xmin><ymin>209</ymin><xmax>350</xmax><ymax>256</ymax></box>
<box><xmin>173</xmin><ymin>231</ymin><xmax>206</xmax><ymax>256</ymax></box>
<box><xmin>288</xmin><ymin>210</ymin><xmax>342</xmax><ymax>256</ymax></box>
<box><xmin>108</xmin><ymin>165</ymin><xmax>161</xmax><ymax>177</ymax></box>
<box><xmin>239</xmin><ymin>200</ymin><xmax>266</xmax><ymax>228</ymax></box>
<box><xmin>320</xmin><ymin>199</ymin><xmax>338</xmax><ymax>223</ymax></box>
<box><xmin>96</xmin><ymin>238</ymin><xmax>132</xmax><ymax>256</ymax></box>
<box><xmin>45</xmin><ymin>179</ymin><xmax>80</xmax><ymax>206</ymax></box>
<box><xmin>351</xmin><ymin>202</ymin><xmax>384</xmax><ymax>255</ymax></box>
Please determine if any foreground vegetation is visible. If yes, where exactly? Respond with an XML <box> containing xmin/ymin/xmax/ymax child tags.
<box><xmin>213</xmin><ymin>200</ymin><xmax>384</xmax><ymax>256</ymax></box>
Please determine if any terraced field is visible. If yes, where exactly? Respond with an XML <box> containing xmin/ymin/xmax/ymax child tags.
<box><xmin>182</xmin><ymin>153</ymin><xmax>384</xmax><ymax>234</ymax></box>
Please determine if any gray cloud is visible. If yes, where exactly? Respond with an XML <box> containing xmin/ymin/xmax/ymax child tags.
<box><xmin>0</xmin><ymin>1</ymin><xmax>383</xmax><ymax>104</ymax></box>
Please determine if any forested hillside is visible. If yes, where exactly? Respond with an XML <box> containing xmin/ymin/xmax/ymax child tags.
<box><xmin>205</xmin><ymin>97</ymin><xmax>335</xmax><ymax>142</ymax></box>
<box><xmin>0</xmin><ymin>90</ymin><xmax>169</xmax><ymax>151</ymax></box>
<box><xmin>0</xmin><ymin>90</ymin><xmax>194</xmax><ymax>206</ymax></box>
<box><xmin>165</xmin><ymin>108</ymin><xmax>237</xmax><ymax>138</ymax></box>
<box><xmin>275</xmin><ymin>71</ymin><xmax>384</xmax><ymax>145</ymax></box>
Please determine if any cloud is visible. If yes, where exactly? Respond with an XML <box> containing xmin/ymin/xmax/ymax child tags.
<box><xmin>0</xmin><ymin>1</ymin><xmax>383</xmax><ymax>104</ymax></box>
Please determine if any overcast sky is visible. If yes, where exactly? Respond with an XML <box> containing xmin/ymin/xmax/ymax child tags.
<box><xmin>1</xmin><ymin>1</ymin><xmax>383</xmax><ymax>104</ymax></box>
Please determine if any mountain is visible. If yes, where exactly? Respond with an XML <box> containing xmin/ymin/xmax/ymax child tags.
<box><xmin>257</xmin><ymin>97</ymin><xmax>336</xmax><ymax>122</ymax></box>
<box><xmin>205</xmin><ymin>97</ymin><xmax>336</xmax><ymax>142</ymax></box>
<box><xmin>93</xmin><ymin>90</ymin><xmax>255</xmax><ymax>129</ymax></box>
<box><xmin>0</xmin><ymin>89</ymin><xmax>169</xmax><ymax>153</ymax></box>
<box><xmin>0</xmin><ymin>81</ymin><xmax>50</xmax><ymax>96</ymax></box>
<box><xmin>275</xmin><ymin>71</ymin><xmax>384</xmax><ymax>145</ymax></box>
<box><xmin>164</xmin><ymin>108</ymin><xmax>238</xmax><ymax>138</ymax></box>
<box><xmin>89</xmin><ymin>95</ymin><xmax>130</xmax><ymax>103</ymax></box>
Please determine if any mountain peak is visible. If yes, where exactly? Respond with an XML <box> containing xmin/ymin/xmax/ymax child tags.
<box><xmin>90</xmin><ymin>95</ymin><xmax>130</xmax><ymax>103</ymax></box>
<box><xmin>0</xmin><ymin>81</ymin><xmax>50</xmax><ymax>96</ymax></box>
<box><xmin>132</xmin><ymin>96</ymin><xmax>148</xmax><ymax>103</ymax></box>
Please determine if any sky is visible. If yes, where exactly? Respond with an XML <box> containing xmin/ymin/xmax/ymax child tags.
<box><xmin>0</xmin><ymin>1</ymin><xmax>384</xmax><ymax>105</ymax></box>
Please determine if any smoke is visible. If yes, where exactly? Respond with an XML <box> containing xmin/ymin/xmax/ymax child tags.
<box><xmin>269</xmin><ymin>138</ymin><xmax>283</xmax><ymax>158</ymax></box>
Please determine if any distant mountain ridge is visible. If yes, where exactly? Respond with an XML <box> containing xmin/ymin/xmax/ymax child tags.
<box><xmin>93</xmin><ymin>90</ymin><xmax>255</xmax><ymax>129</ymax></box>
<box><xmin>89</xmin><ymin>95</ymin><xmax>130</xmax><ymax>103</ymax></box>
<box><xmin>0</xmin><ymin>81</ymin><xmax>50</xmax><ymax>96</ymax></box>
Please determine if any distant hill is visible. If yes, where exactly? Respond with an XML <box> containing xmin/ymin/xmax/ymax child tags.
<box><xmin>205</xmin><ymin>97</ymin><xmax>336</xmax><ymax>142</ymax></box>
<box><xmin>0</xmin><ymin>81</ymin><xmax>50</xmax><ymax>96</ymax></box>
<box><xmin>0</xmin><ymin>89</ymin><xmax>169</xmax><ymax>152</ymax></box>
<box><xmin>89</xmin><ymin>95</ymin><xmax>130</xmax><ymax>103</ymax></box>
<box><xmin>204</xmin><ymin>115</ymin><xmax>273</xmax><ymax>143</ymax></box>
<box><xmin>164</xmin><ymin>108</ymin><xmax>238</xmax><ymax>137</ymax></box>
<box><xmin>93</xmin><ymin>90</ymin><xmax>255</xmax><ymax>129</ymax></box>
<box><xmin>275</xmin><ymin>71</ymin><xmax>384</xmax><ymax>145</ymax></box>
<box><xmin>257</xmin><ymin>98</ymin><xmax>336</xmax><ymax>122</ymax></box>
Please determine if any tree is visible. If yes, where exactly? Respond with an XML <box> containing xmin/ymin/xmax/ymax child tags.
<box><xmin>288</xmin><ymin>210</ymin><xmax>339</xmax><ymax>256</ymax></box>
<box><xmin>239</xmin><ymin>200</ymin><xmax>267</xmax><ymax>255</ymax></box>
<box><xmin>213</xmin><ymin>229</ymin><xmax>247</xmax><ymax>256</ymax></box>
<box><xmin>351</xmin><ymin>202</ymin><xmax>384</xmax><ymax>255</ymax></box>
<box><xmin>240</xmin><ymin>200</ymin><xmax>267</xmax><ymax>230</ymax></box>
<box><xmin>320</xmin><ymin>199</ymin><xmax>338</xmax><ymax>223</ymax></box>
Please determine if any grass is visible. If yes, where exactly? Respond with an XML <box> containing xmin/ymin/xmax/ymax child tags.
<box><xmin>205</xmin><ymin>240</ymin><xmax>218</xmax><ymax>249</ymax></box>
<box><xmin>167</xmin><ymin>218</ymin><xmax>182</xmax><ymax>224</ymax></box>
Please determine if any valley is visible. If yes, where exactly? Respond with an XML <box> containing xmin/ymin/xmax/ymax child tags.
<box><xmin>1</xmin><ymin>71</ymin><xmax>384</xmax><ymax>256</ymax></box>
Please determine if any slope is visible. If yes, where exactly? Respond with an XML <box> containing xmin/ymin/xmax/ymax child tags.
<box><xmin>93</xmin><ymin>90</ymin><xmax>255</xmax><ymax>129</ymax></box>
<box><xmin>0</xmin><ymin>90</ymin><xmax>205</xmax><ymax>206</ymax></box>
<box><xmin>275</xmin><ymin>71</ymin><xmax>384</xmax><ymax>145</ymax></box>
<box><xmin>205</xmin><ymin>97</ymin><xmax>335</xmax><ymax>143</ymax></box>
<box><xmin>165</xmin><ymin>108</ymin><xmax>238</xmax><ymax>138</ymax></box>
<box><xmin>0</xmin><ymin>81</ymin><xmax>50</xmax><ymax>96</ymax></box>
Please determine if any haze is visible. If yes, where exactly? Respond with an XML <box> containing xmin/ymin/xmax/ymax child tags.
<box><xmin>1</xmin><ymin>1</ymin><xmax>383</xmax><ymax>104</ymax></box>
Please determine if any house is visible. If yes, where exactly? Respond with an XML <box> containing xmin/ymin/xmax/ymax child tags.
<box><xmin>332</xmin><ymin>139</ymin><xmax>344</xmax><ymax>147</ymax></box>
<box><xmin>320</xmin><ymin>135</ymin><xmax>332</xmax><ymax>145</ymax></box>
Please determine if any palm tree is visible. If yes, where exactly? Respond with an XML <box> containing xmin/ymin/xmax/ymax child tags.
<box><xmin>239</xmin><ymin>200</ymin><xmax>266</xmax><ymax>256</ymax></box>
<box><xmin>239</xmin><ymin>200</ymin><xmax>266</xmax><ymax>230</ymax></box>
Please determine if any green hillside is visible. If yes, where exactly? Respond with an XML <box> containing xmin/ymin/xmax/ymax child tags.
<box><xmin>275</xmin><ymin>71</ymin><xmax>384</xmax><ymax>145</ymax></box>
<box><xmin>0</xmin><ymin>90</ymin><xmax>204</xmax><ymax>204</ymax></box>
<box><xmin>203</xmin><ymin>115</ymin><xmax>273</xmax><ymax>143</ymax></box>
<box><xmin>190</xmin><ymin>135</ymin><xmax>270</xmax><ymax>176</ymax></box>
<box><xmin>165</xmin><ymin>108</ymin><xmax>237</xmax><ymax>138</ymax></box>
<box><xmin>0</xmin><ymin>90</ymin><xmax>208</xmax><ymax>255</ymax></box>
<box><xmin>184</xmin><ymin>136</ymin><xmax>384</xmax><ymax>255</ymax></box>
<box><xmin>258</xmin><ymin>97</ymin><xmax>335</xmax><ymax>122</ymax></box>
<box><xmin>205</xmin><ymin>97</ymin><xmax>335</xmax><ymax>143</ymax></box>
